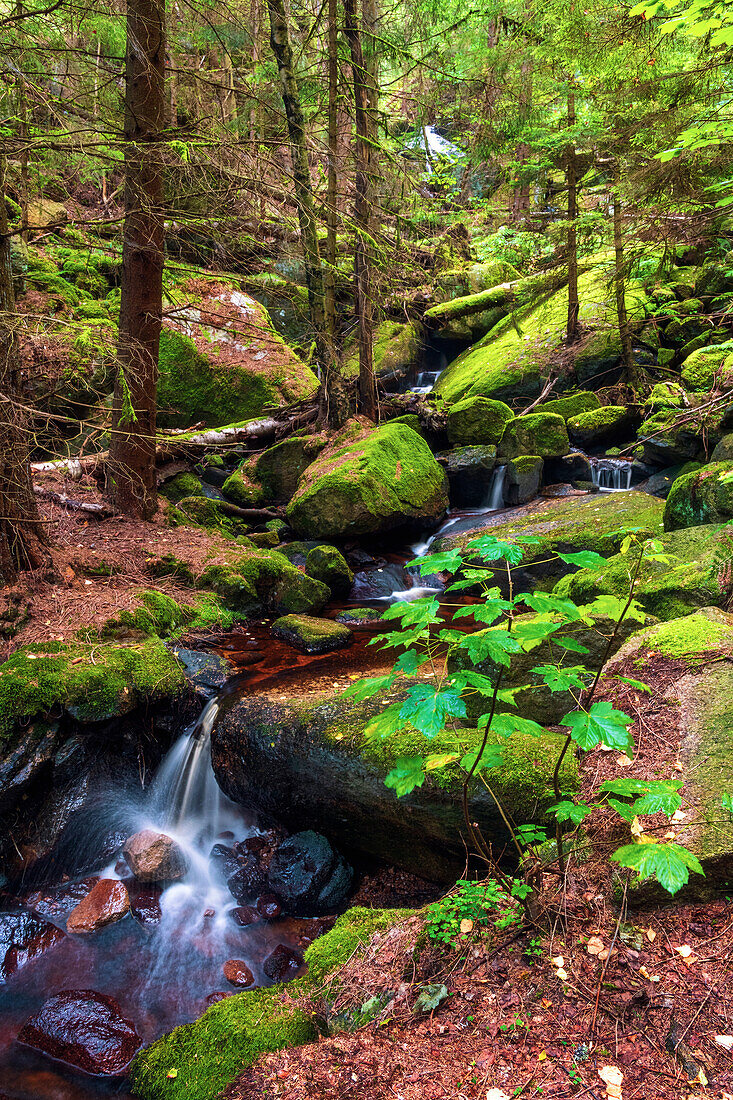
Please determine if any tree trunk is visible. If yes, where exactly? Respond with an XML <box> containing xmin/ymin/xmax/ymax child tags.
<box><xmin>267</xmin><ymin>0</ymin><xmax>347</xmax><ymax>427</ymax></box>
<box><xmin>612</xmin><ymin>179</ymin><xmax>634</xmax><ymax>377</ymax></box>
<box><xmin>511</xmin><ymin>58</ymin><xmax>532</xmax><ymax>221</ymax></box>
<box><xmin>566</xmin><ymin>89</ymin><xmax>579</xmax><ymax>342</ymax></box>
<box><xmin>106</xmin><ymin>0</ymin><xmax>165</xmax><ymax>519</ymax></box>
<box><xmin>343</xmin><ymin>0</ymin><xmax>377</xmax><ymax>421</ymax></box>
<box><xmin>0</xmin><ymin>156</ymin><xmax>49</xmax><ymax>584</ymax></box>
<box><xmin>324</xmin><ymin>0</ymin><xmax>338</xmax><ymax>343</ymax></box>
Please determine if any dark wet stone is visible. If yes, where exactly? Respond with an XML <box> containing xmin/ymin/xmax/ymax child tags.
<box><xmin>67</xmin><ymin>879</ymin><xmax>130</xmax><ymax>934</ymax></box>
<box><xmin>231</xmin><ymin>905</ymin><xmax>260</xmax><ymax>927</ymax></box>
<box><xmin>262</xmin><ymin>944</ymin><xmax>304</xmax><ymax>982</ymax></box>
<box><xmin>123</xmin><ymin>830</ymin><xmax>188</xmax><ymax>883</ymax></box>
<box><xmin>204</xmin><ymin>991</ymin><xmax>231</xmax><ymax>1006</ymax></box>
<box><xmin>0</xmin><ymin>911</ymin><xmax>65</xmax><ymax>983</ymax></box>
<box><xmin>227</xmin><ymin>857</ymin><xmax>266</xmax><ymax>904</ymax></box>
<box><xmin>18</xmin><ymin>989</ymin><xmax>141</xmax><ymax>1075</ymax></box>
<box><xmin>174</xmin><ymin>649</ymin><xmax>233</xmax><ymax>693</ymax></box>
<box><xmin>25</xmin><ymin>877</ymin><xmax>99</xmax><ymax>921</ymax></box>
<box><xmin>236</xmin><ymin>836</ymin><xmax>266</xmax><ymax>856</ymax></box>
<box><xmin>223</xmin><ymin>959</ymin><xmax>254</xmax><ymax>986</ymax></box>
<box><xmin>256</xmin><ymin>894</ymin><xmax>282</xmax><ymax>921</ymax></box>
<box><xmin>209</xmin><ymin>843</ymin><xmax>240</xmax><ymax>880</ymax></box>
<box><xmin>267</xmin><ymin>831</ymin><xmax>353</xmax><ymax>917</ymax></box>
<box><xmin>129</xmin><ymin>890</ymin><xmax>162</xmax><ymax>927</ymax></box>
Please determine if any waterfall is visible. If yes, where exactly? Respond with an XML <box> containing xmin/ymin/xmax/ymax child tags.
<box><xmin>411</xmin><ymin>369</ymin><xmax>442</xmax><ymax>395</ymax></box>
<box><xmin>590</xmin><ymin>458</ymin><xmax>632</xmax><ymax>492</ymax></box>
<box><xmin>484</xmin><ymin>465</ymin><xmax>506</xmax><ymax>510</ymax></box>
<box><xmin>151</xmin><ymin>699</ymin><xmax>224</xmax><ymax>837</ymax></box>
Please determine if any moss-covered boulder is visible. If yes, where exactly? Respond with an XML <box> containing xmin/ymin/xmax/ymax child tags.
<box><xmin>0</xmin><ymin>639</ymin><xmax>187</xmax><ymax>745</ymax></box>
<box><xmin>499</xmin><ymin>412</ymin><xmax>570</xmax><ymax>460</ymax></box>
<box><xmin>664</xmin><ymin>461</ymin><xmax>733</xmax><ymax>530</ymax></box>
<box><xmin>221</xmin><ymin>467</ymin><xmax>266</xmax><ymax>508</ymax></box>
<box><xmin>130</xmin><ymin>907</ymin><xmax>405</xmax><ymax>1100</ymax></box>
<box><xmin>437</xmin><ymin>446</ymin><xmax>498</xmax><ymax>508</ymax></box>
<box><xmin>160</xmin><ymin>472</ymin><xmax>203</xmax><ymax>504</ymax></box>
<box><xmin>249</xmin><ymin>434</ymin><xmax>327</xmax><ymax>503</ymax></box>
<box><xmin>286</xmin><ymin>422</ymin><xmax>448</xmax><ymax>539</ymax></box>
<box><xmin>712</xmin><ymin>433</ymin><xmax>733</xmax><ymax>462</ymax></box>
<box><xmin>567</xmin><ymin>405</ymin><xmax>637</xmax><ymax>448</ymax></box>
<box><xmin>305</xmin><ymin>545</ymin><xmax>354</xmax><ymax>597</ymax></box>
<box><xmin>637</xmin><ymin>409</ymin><xmax>708</xmax><ymax>467</ymax></box>
<box><xmin>505</xmin><ymin>456</ymin><xmax>542</xmax><ymax>505</ymax></box>
<box><xmin>271</xmin><ymin>614</ymin><xmax>352</xmax><ymax>654</ymax></box>
<box><xmin>572</xmin><ymin>328</ymin><xmax>623</xmax><ymax>385</ymax></box>
<box><xmin>680</xmin><ymin>343</ymin><xmax>733</xmax><ymax>392</ymax></box>
<box><xmin>199</xmin><ymin>549</ymin><xmax>330</xmax><ymax>617</ymax></box>
<box><xmin>554</xmin><ymin>524</ymin><xmax>733</xmax><ymax>622</ymax></box>
<box><xmin>603</xmin><ymin>608</ymin><xmax>733</xmax><ymax>903</ymax></box>
<box><xmin>344</xmin><ymin>320</ymin><xmax>421</xmax><ymax>382</ymax></box>
<box><xmin>157</xmin><ymin>283</ymin><xmax>318</xmax><ymax>428</ymax></box>
<box><xmin>446</xmin><ymin>396</ymin><xmax>514</xmax><ymax>446</ymax></box>
<box><xmin>211</xmin><ymin>691</ymin><xmax>577</xmax><ymax>883</ymax></box>
<box><xmin>540</xmin><ymin>391</ymin><xmax>601</xmax><ymax>422</ymax></box>
<box><xmin>334</xmin><ymin>607</ymin><xmax>383</xmax><ymax>626</ymax></box>
<box><xmin>645</xmin><ymin>382</ymin><xmax>685</xmax><ymax>412</ymax></box>
<box><xmin>167</xmin><ymin>496</ymin><xmax>251</xmax><ymax>539</ymax></box>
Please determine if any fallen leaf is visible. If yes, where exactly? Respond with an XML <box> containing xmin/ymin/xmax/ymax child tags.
<box><xmin>630</xmin><ymin>816</ymin><xmax>644</xmax><ymax>840</ymax></box>
<box><xmin>616</xmin><ymin>753</ymin><xmax>632</xmax><ymax>767</ymax></box>
<box><xmin>460</xmin><ymin>918</ymin><xmax>474</xmax><ymax>934</ymax></box>
<box><xmin>715</xmin><ymin>1035</ymin><xmax>733</xmax><ymax>1051</ymax></box>
<box><xmin>486</xmin><ymin>1090</ymin><xmax>510</xmax><ymax>1100</ymax></box>
<box><xmin>538</xmin><ymin>1050</ymin><xmax>547</xmax><ymax>1061</ymax></box>
<box><xmin>587</xmin><ymin>936</ymin><xmax>605</xmax><ymax>956</ymax></box>
<box><xmin>599</xmin><ymin>1063</ymin><xmax>623</xmax><ymax>1099</ymax></box>
<box><xmin>674</xmin><ymin>761</ymin><xmax>683</xmax><ymax>772</ymax></box>
<box><xmin>639</xmin><ymin>965</ymin><xmax>660</xmax><ymax>981</ymax></box>
<box><xmin>551</xmin><ymin>955</ymin><xmax>565</xmax><ymax>968</ymax></box>
<box><xmin>671</xmin><ymin>809</ymin><xmax>687</xmax><ymax>822</ymax></box>
<box><xmin>556</xmin><ymin>967</ymin><xmax>569</xmax><ymax>981</ymax></box>
<box><xmin>646</xmin><ymin>929</ymin><xmax>656</xmax><ymax>942</ymax></box>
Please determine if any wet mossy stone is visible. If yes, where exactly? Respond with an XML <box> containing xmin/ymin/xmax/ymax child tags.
<box><xmin>129</xmin><ymin>906</ymin><xmax>406</xmax><ymax>1100</ymax></box>
<box><xmin>345</xmin><ymin>320</ymin><xmax>421</xmax><ymax>382</ymax></box>
<box><xmin>198</xmin><ymin>549</ymin><xmax>330</xmax><ymax>617</ymax></box>
<box><xmin>271</xmin><ymin>614</ymin><xmax>352</xmax><ymax>654</ymax></box>
<box><xmin>267</xmin><ymin>831</ymin><xmax>353</xmax><ymax>915</ymax></box>
<box><xmin>246</xmin><ymin>531</ymin><xmax>280</xmax><ymax>549</ymax></box>
<box><xmin>305</xmin><ymin>545</ymin><xmax>354</xmax><ymax>597</ymax></box>
<box><xmin>712</xmin><ymin>433</ymin><xmax>733</xmax><ymax>462</ymax></box>
<box><xmin>540</xmin><ymin>391</ymin><xmax>601</xmax><ymax>422</ymax></box>
<box><xmin>167</xmin><ymin>497</ymin><xmax>251</xmax><ymax>540</ymax></box>
<box><xmin>505</xmin><ymin>456</ymin><xmax>542</xmax><ymax>505</ymax></box>
<box><xmin>221</xmin><ymin>466</ymin><xmax>266</xmax><ymax>508</ymax></box>
<box><xmin>664</xmin><ymin>461</ymin><xmax>733</xmax><ymax>530</ymax></box>
<box><xmin>567</xmin><ymin>405</ymin><xmax>637</xmax><ymax>449</ymax></box>
<box><xmin>572</xmin><ymin>328</ymin><xmax>623</xmax><ymax>385</ymax></box>
<box><xmin>446</xmin><ymin>396</ymin><xmax>513</xmax><ymax>446</ymax></box>
<box><xmin>160</xmin><ymin>472</ymin><xmax>203</xmax><ymax>504</ymax></box>
<box><xmin>0</xmin><ymin>639</ymin><xmax>187</xmax><ymax>744</ymax></box>
<box><xmin>335</xmin><ymin>607</ymin><xmax>382</xmax><ymax>626</ymax></box>
<box><xmin>286</xmin><ymin>421</ymin><xmax>448</xmax><ymax>539</ymax></box>
<box><xmin>645</xmin><ymin>382</ymin><xmax>685</xmax><ymax>411</ymax></box>
<box><xmin>437</xmin><ymin>446</ymin><xmax>497</xmax><ymax>508</ymax></box>
<box><xmin>211</xmin><ymin>691</ymin><xmax>578</xmax><ymax>883</ymax></box>
<box><xmin>499</xmin><ymin>412</ymin><xmax>570</xmax><ymax>460</ymax></box>
<box><xmin>638</xmin><ymin>410</ymin><xmax>707</xmax><ymax>467</ymax></box>
<box><xmin>554</xmin><ymin>523</ymin><xmax>733</xmax><ymax>622</ymax></box>
<box><xmin>681</xmin><ymin>344</ymin><xmax>733</xmax><ymax>392</ymax></box>
<box><xmin>250</xmin><ymin>434</ymin><xmax>327</xmax><ymax>503</ymax></box>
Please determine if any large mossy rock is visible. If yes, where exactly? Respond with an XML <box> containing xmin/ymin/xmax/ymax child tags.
<box><xmin>602</xmin><ymin>608</ymin><xmax>733</xmax><ymax>904</ymax></box>
<box><xmin>437</xmin><ymin>446</ymin><xmax>498</xmax><ymax>507</ymax></box>
<box><xmin>540</xmin><ymin>391</ymin><xmax>601</xmax><ymax>422</ymax></box>
<box><xmin>664</xmin><ymin>461</ymin><xmax>733</xmax><ymax>530</ymax></box>
<box><xmin>130</xmin><ymin>907</ymin><xmax>406</xmax><ymax>1100</ymax></box>
<box><xmin>554</xmin><ymin>524</ymin><xmax>733</xmax><ymax>622</ymax></box>
<box><xmin>345</xmin><ymin>320</ymin><xmax>421</xmax><ymax>383</ymax></box>
<box><xmin>446</xmin><ymin>396</ymin><xmax>514</xmax><ymax>446</ymax></box>
<box><xmin>637</xmin><ymin>409</ymin><xmax>709</xmax><ymax>466</ymax></box>
<box><xmin>251</xmin><ymin>434</ymin><xmax>327</xmax><ymax>502</ymax></box>
<box><xmin>286</xmin><ymin>421</ymin><xmax>448</xmax><ymax>539</ymax></box>
<box><xmin>499</xmin><ymin>412</ymin><xmax>570</xmax><ymax>459</ymax></box>
<box><xmin>271</xmin><ymin>614</ymin><xmax>352</xmax><ymax>654</ymax></box>
<box><xmin>680</xmin><ymin>344</ymin><xmax>733</xmax><ymax>392</ymax></box>
<box><xmin>211</xmin><ymin>692</ymin><xmax>578</xmax><ymax>883</ymax></box>
<box><xmin>199</xmin><ymin>548</ymin><xmax>330</xmax><ymax>616</ymax></box>
<box><xmin>304</xmin><ymin>545</ymin><xmax>354</xmax><ymax>596</ymax></box>
<box><xmin>567</xmin><ymin>405</ymin><xmax>637</xmax><ymax>448</ymax></box>
<box><xmin>157</xmin><ymin>283</ymin><xmax>318</xmax><ymax>428</ymax></box>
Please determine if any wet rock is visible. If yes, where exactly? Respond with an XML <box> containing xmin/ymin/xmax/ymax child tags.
<box><xmin>204</xmin><ymin>991</ymin><xmax>231</xmax><ymax>1006</ymax></box>
<box><xmin>0</xmin><ymin>911</ymin><xmax>65</xmax><ymax>982</ymax></box>
<box><xmin>25</xmin><ymin>877</ymin><xmax>99</xmax><ymax>921</ymax></box>
<box><xmin>129</xmin><ymin>890</ymin><xmax>162</xmax><ymax>927</ymax></box>
<box><xmin>267</xmin><ymin>831</ymin><xmax>353</xmax><ymax>917</ymax></box>
<box><xmin>231</xmin><ymin>905</ymin><xmax>260</xmax><ymax>927</ymax></box>
<box><xmin>349</xmin><ymin>562</ymin><xmax>411</xmax><ymax>601</ymax></box>
<box><xmin>262</xmin><ymin>944</ymin><xmax>304</xmax><ymax>981</ymax></box>
<box><xmin>209</xmin><ymin>843</ymin><xmax>240</xmax><ymax>880</ymax></box>
<box><xmin>227</xmin><ymin>857</ymin><xmax>266</xmax><ymax>904</ymax></box>
<box><xmin>67</xmin><ymin>879</ymin><xmax>129</xmax><ymax>934</ymax></box>
<box><xmin>437</xmin><ymin>445</ymin><xmax>497</xmax><ymax>507</ymax></box>
<box><xmin>256</xmin><ymin>894</ymin><xmax>282</xmax><ymax>920</ymax></box>
<box><xmin>122</xmin><ymin>830</ymin><xmax>188</xmax><ymax>883</ymax></box>
<box><xmin>305</xmin><ymin>545</ymin><xmax>354</xmax><ymax>598</ymax></box>
<box><xmin>271</xmin><ymin>614</ymin><xmax>352</xmax><ymax>655</ymax></box>
<box><xmin>174</xmin><ymin>649</ymin><xmax>233</xmax><ymax>693</ymax></box>
<box><xmin>335</xmin><ymin>607</ymin><xmax>383</xmax><ymax>627</ymax></box>
<box><xmin>223</xmin><ymin>959</ymin><xmax>254</xmax><ymax>986</ymax></box>
<box><xmin>18</xmin><ymin>989</ymin><xmax>141</xmax><ymax>1075</ymax></box>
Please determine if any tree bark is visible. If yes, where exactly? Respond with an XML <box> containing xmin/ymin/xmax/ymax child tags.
<box><xmin>106</xmin><ymin>0</ymin><xmax>166</xmax><ymax>519</ymax></box>
<box><xmin>343</xmin><ymin>0</ymin><xmax>377</xmax><ymax>421</ymax></box>
<box><xmin>566</xmin><ymin>89</ymin><xmax>579</xmax><ymax>342</ymax></box>
<box><xmin>0</xmin><ymin>156</ymin><xmax>49</xmax><ymax>584</ymax></box>
<box><xmin>612</xmin><ymin>178</ymin><xmax>634</xmax><ymax>377</ymax></box>
<box><xmin>267</xmin><ymin>0</ymin><xmax>347</xmax><ymax>427</ymax></box>
<box><xmin>324</xmin><ymin>0</ymin><xmax>338</xmax><ymax>343</ymax></box>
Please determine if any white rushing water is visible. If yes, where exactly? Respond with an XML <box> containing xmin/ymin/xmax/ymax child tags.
<box><xmin>411</xmin><ymin>369</ymin><xmax>443</xmax><ymax>395</ymax></box>
<box><xmin>591</xmin><ymin>458</ymin><xmax>632</xmax><ymax>492</ymax></box>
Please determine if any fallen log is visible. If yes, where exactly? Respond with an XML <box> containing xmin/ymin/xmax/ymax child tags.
<box><xmin>422</xmin><ymin>265</ymin><xmax>590</xmax><ymax>330</ymax></box>
<box><xmin>33</xmin><ymin>486</ymin><xmax>114</xmax><ymax>517</ymax></box>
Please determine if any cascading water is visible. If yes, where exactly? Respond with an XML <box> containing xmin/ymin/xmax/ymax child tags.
<box><xmin>411</xmin><ymin>369</ymin><xmax>442</xmax><ymax>395</ymax></box>
<box><xmin>591</xmin><ymin>458</ymin><xmax>632</xmax><ymax>492</ymax></box>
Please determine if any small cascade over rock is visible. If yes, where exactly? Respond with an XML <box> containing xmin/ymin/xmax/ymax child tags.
<box><xmin>590</xmin><ymin>457</ymin><xmax>632</xmax><ymax>492</ymax></box>
<box><xmin>411</xmin><ymin>369</ymin><xmax>442</xmax><ymax>394</ymax></box>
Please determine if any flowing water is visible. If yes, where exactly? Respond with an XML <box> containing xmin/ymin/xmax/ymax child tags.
<box><xmin>590</xmin><ymin>457</ymin><xmax>632</xmax><ymax>491</ymax></box>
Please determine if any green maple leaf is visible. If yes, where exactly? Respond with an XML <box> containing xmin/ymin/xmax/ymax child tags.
<box><xmin>611</xmin><ymin>842</ymin><xmax>704</xmax><ymax>895</ymax></box>
<box><xmin>561</xmin><ymin>700</ymin><xmax>633</xmax><ymax>753</ymax></box>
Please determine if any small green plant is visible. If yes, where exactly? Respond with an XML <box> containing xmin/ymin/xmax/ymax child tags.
<box><xmin>523</xmin><ymin>936</ymin><xmax>544</xmax><ymax>963</ymax></box>
<box><xmin>425</xmin><ymin>877</ymin><xmax>522</xmax><ymax>944</ymax></box>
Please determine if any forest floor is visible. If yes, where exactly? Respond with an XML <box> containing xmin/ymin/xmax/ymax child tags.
<box><xmin>222</xmin><ymin>655</ymin><xmax>733</xmax><ymax>1100</ymax></box>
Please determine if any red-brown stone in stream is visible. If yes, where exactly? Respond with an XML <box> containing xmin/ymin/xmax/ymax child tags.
<box><xmin>256</xmin><ymin>894</ymin><xmax>282</xmax><ymax>920</ymax></box>
<box><xmin>0</xmin><ymin>911</ymin><xmax>65</xmax><ymax>981</ymax></box>
<box><xmin>262</xmin><ymin>944</ymin><xmax>304</xmax><ymax>981</ymax></box>
<box><xmin>205</xmin><ymin>991</ymin><xmax>232</xmax><ymax>1006</ymax></box>
<box><xmin>231</xmin><ymin>905</ymin><xmax>260</xmax><ymax>927</ymax></box>
<box><xmin>67</xmin><ymin>879</ymin><xmax>129</xmax><ymax>934</ymax></box>
<box><xmin>129</xmin><ymin>890</ymin><xmax>162</xmax><ymax>927</ymax></box>
<box><xmin>122</xmin><ymin>830</ymin><xmax>188</xmax><ymax>883</ymax></box>
<box><xmin>18</xmin><ymin>989</ymin><xmax>141</xmax><ymax>1075</ymax></box>
<box><xmin>223</xmin><ymin>959</ymin><xmax>254</xmax><ymax>987</ymax></box>
<box><xmin>25</xmin><ymin>877</ymin><xmax>99</xmax><ymax>921</ymax></box>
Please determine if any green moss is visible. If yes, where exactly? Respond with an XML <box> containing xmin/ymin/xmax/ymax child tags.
<box><xmin>271</xmin><ymin>614</ymin><xmax>352</xmax><ymax>653</ymax></box>
<box><xmin>130</xmin><ymin>907</ymin><xmax>407</xmax><ymax>1100</ymax></box>
<box><xmin>646</xmin><ymin>382</ymin><xmax>685</xmax><ymax>410</ymax></box>
<box><xmin>199</xmin><ymin>548</ymin><xmax>330</xmax><ymax>616</ymax></box>
<box><xmin>305</xmin><ymin>545</ymin><xmax>354</xmax><ymax>596</ymax></box>
<box><xmin>631</xmin><ymin>608</ymin><xmax>733</xmax><ymax>659</ymax></box>
<box><xmin>286</xmin><ymin>422</ymin><xmax>448</xmax><ymax>539</ymax></box>
<box><xmin>167</xmin><ymin>496</ymin><xmax>251</xmax><ymax>539</ymax></box>
<box><xmin>221</xmin><ymin>466</ymin><xmax>265</xmax><ymax>507</ymax></box>
<box><xmin>567</xmin><ymin>405</ymin><xmax>634</xmax><ymax>448</ymax></box>
<box><xmin>680</xmin><ymin>343</ymin><xmax>733</xmax><ymax>391</ymax></box>
<box><xmin>344</xmin><ymin>321</ymin><xmax>420</xmax><ymax>380</ymax></box>
<box><xmin>160</xmin><ymin>473</ymin><xmax>203</xmax><ymax>504</ymax></box>
<box><xmin>540</xmin><ymin>391</ymin><xmax>601</xmax><ymax>421</ymax></box>
<box><xmin>27</xmin><ymin>270</ymin><xmax>81</xmax><ymax>305</ymax></box>
<box><xmin>499</xmin><ymin>412</ymin><xmax>569</xmax><ymax>459</ymax></box>
<box><xmin>664</xmin><ymin>461</ymin><xmax>733</xmax><ymax>530</ymax></box>
<box><xmin>0</xmin><ymin>638</ymin><xmax>186</xmax><ymax>741</ymax></box>
<box><xmin>250</xmin><ymin>434</ymin><xmax>327</xmax><ymax>502</ymax></box>
<box><xmin>146</xmin><ymin>553</ymin><xmax>196</xmax><ymax>587</ymax></box>
<box><xmin>446</xmin><ymin>396</ymin><xmax>514</xmax><ymax>446</ymax></box>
